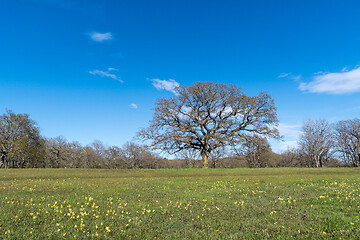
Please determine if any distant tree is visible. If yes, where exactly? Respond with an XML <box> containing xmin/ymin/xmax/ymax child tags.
<box><xmin>167</xmin><ymin>158</ymin><xmax>185</xmax><ymax>169</ymax></box>
<box><xmin>68</xmin><ymin>141</ymin><xmax>87</xmax><ymax>168</ymax></box>
<box><xmin>139</xmin><ymin>152</ymin><xmax>163</xmax><ymax>169</ymax></box>
<box><xmin>275</xmin><ymin>148</ymin><xmax>303</xmax><ymax>167</ymax></box>
<box><xmin>88</xmin><ymin>140</ymin><xmax>108</xmax><ymax>168</ymax></box>
<box><xmin>120</xmin><ymin>142</ymin><xmax>142</xmax><ymax>169</ymax></box>
<box><xmin>177</xmin><ymin>148</ymin><xmax>200</xmax><ymax>168</ymax></box>
<box><xmin>105</xmin><ymin>146</ymin><xmax>124</xmax><ymax>168</ymax></box>
<box><xmin>236</xmin><ymin>134</ymin><xmax>272</xmax><ymax>168</ymax></box>
<box><xmin>298</xmin><ymin>119</ymin><xmax>334</xmax><ymax>168</ymax></box>
<box><xmin>45</xmin><ymin>137</ymin><xmax>69</xmax><ymax>168</ymax></box>
<box><xmin>334</xmin><ymin>119</ymin><xmax>360</xmax><ymax>167</ymax></box>
<box><xmin>45</xmin><ymin>137</ymin><xmax>86</xmax><ymax>168</ymax></box>
<box><xmin>120</xmin><ymin>142</ymin><xmax>157</xmax><ymax>169</ymax></box>
<box><xmin>216</xmin><ymin>155</ymin><xmax>248</xmax><ymax>168</ymax></box>
<box><xmin>91</xmin><ymin>140</ymin><xmax>106</xmax><ymax>158</ymax></box>
<box><xmin>138</xmin><ymin>81</ymin><xmax>279</xmax><ymax>168</ymax></box>
<box><xmin>209</xmin><ymin>146</ymin><xmax>227</xmax><ymax>168</ymax></box>
<box><xmin>0</xmin><ymin>110</ymin><xmax>44</xmax><ymax>168</ymax></box>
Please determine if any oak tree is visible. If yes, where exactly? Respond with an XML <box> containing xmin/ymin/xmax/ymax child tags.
<box><xmin>0</xmin><ymin>110</ymin><xmax>44</xmax><ymax>168</ymax></box>
<box><xmin>298</xmin><ymin>119</ymin><xmax>334</xmax><ymax>168</ymax></box>
<box><xmin>138</xmin><ymin>81</ymin><xmax>279</xmax><ymax>167</ymax></box>
<box><xmin>237</xmin><ymin>134</ymin><xmax>272</xmax><ymax>168</ymax></box>
<box><xmin>334</xmin><ymin>119</ymin><xmax>360</xmax><ymax>167</ymax></box>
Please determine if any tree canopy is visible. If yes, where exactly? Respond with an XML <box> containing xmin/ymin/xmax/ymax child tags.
<box><xmin>298</xmin><ymin>119</ymin><xmax>334</xmax><ymax>168</ymax></box>
<box><xmin>138</xmin><ymin>81</ymin><xmax>279</xmax><ymax>167</ymax></box>
<box><xmin>0</xmin><ymin>110</ymin><xmax>44</xmax><ymax>168</ymax></box>
<box><xmin>334</xmin><ymin>119</ymin><xmax>360</xmax><ymax>167</ymax></box>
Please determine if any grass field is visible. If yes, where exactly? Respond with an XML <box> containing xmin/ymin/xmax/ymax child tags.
<box><xmin>1</xmin><ymin>168</ymin><xmax>359</xmax><ymax>239</ymax></box>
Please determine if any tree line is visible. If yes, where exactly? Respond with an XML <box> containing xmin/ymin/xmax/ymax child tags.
<box><xmin>0</xmin><ymin>109</ymin><xmax>353</xmax><ymax>169</ymax></box>
<box><xmin>295</xmin><ymin>119</ymin><xmax>360</xmax><ymax>168</ymax></box>
<box><xmin>1</xmin><ymin>82</ymin><xmax>358</xmax><ymax>168</ymax></box>
<box><xmin>0</xmin><ymin>111</ymin><xmax>164</xmax><ymax>169</ymax></box>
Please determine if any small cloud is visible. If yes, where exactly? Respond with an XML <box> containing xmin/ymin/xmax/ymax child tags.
<box><xmin>299</xmin><ymin>66</ymin><xmax>360</xmax><ymax>94</ymax></box>
<box><xmin>270</xmin><ymin>123</ymin><xmax>301</xmax><ymax>153</ymax></box>
<box><xmin>89</xmin><ymin>69</ymin><xmax>123</xmax><ymax>82</ymax></box>
<box><xmin>341</xmin><ymin>67</ymin><xmax>348</xmax><ymax>72</ymax></box>
<box><xmin>130</xmin><ymin>103</ymin><xmax>138</xmax><ymax>109</ymax></box>
<box><xmin>151</xmin><ymin>78</ymin><xmax>180</xmax><ymax>94</ymax></box>
<box><xmin>278</xmin><ymin>123</ymin><xmax>302</xmax><ymax>139</ymax></box>
<box><xmin>277</xmin><ymin>72</ymin><xmax>301</xmax><ymax>81</ymax></box>
<box><xmin>291</xmin><ymin>75</ymin><xmax>302</xmax><ymax>82</ymax></box>
<box><xmin>107</xmin><ymin>68</ymin><xmax>118</xmax><ymax>71</ymax></box>
<box><xmin>89</xmin><ymin>32</ymin><xmax>112</xmax><ymax>42</ymax></box>
<box><xmin>277</xmin><ymin>73</ymin><xmax>291</xmax><ymax>78</ymax></box>
<box><xmin>273</xmin><ymin>140</ymin><xmax>299</xmax><ymax>153</ymax></box>
<box><xmin>314</xmin><ymin>71</ymin><xmax>327</xmax><ymax>75</ymax></box>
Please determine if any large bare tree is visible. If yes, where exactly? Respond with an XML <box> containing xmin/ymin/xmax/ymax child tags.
<box><xmin>298</xmin><ymin>119</ymin><xmax>334</xmax><ymax>168</ymax></box>
<box><xmin>138</xmin><ymin>81</ymin><xmax>279</xmax><ymax>167</ymax></box>
<box><xmin>334</xmin><ymin>119</ymin><xmax>360</xmax><ymax>167</ymax></box>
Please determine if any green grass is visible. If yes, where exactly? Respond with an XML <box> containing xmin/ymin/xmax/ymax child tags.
<box><xmin>1</xmin><ymin>168</ymin><xmax>359</xmax><ymax>239</ymax></box>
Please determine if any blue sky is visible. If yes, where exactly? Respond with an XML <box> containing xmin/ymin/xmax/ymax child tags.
<box><xmin>1</xmin><ymin>0</ymin><xmax>360</xmax><ymax>153</ymax></box>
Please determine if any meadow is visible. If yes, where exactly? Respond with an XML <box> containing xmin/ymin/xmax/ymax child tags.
<box><xmin>1</xmin><ymin>168</ymin><xmax>359</xmax><ymax>239</ymax></box>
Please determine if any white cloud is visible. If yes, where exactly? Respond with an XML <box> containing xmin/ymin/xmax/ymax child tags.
<box><xmin>270</xmin><ymin>123</ymin><xmax>301</xmax><ymax>153</ymax></box>
<box><xmin>314</xmin><ymin>71</ymin><xmax>327</xmax><ymax>75</ymax></box>
<box><xmin>291</xmin><ymin>75</ymin><xmax>302</xmax><ymax>81</ymax></box>
<box><xmin>89</xmin><ymin>32</ymin><xmax>112</xmax><ymax>42</ymax></box>
<box><xmin>272</xmin><ymin>140</ymin><xmax>299</xmax><ymax>153</ymax></box>
<box><xmin>277</xmin><ymin>123</ymin><xmax>302</xmax><ymax>139</ymax></box>
<box><xmin>89</xmin><ymin>68</ymin><xmax>123</xmax><ymax>82</ymax></box>
<box><xmin>277</xmin><ymin>72</ymin><xmax>301</xmax><ymax>81</ymax></box>
<box><xmin>151</xmin><ymin>79</ymin><xmax>180</xmax><ymax>94</ymax></box>
<box><xmin>299</xmin><ymin>67</ymin><xmax>360</xmax><ymax>94</ymax></box>
<box><xmin>277</xmin><ymin>73</ymin><xmax>291</xmax><ymax>78</ymax></box>
<box><xmin>130</xmin><ymin>103</ymin><xmax>138</xmax><ymax>109</ymax></box>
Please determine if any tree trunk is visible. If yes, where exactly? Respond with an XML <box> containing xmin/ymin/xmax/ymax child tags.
<box><xmin>357</xmin><ymin>141</ymin><xmax>360</xmax><ymax>167</ymax></box>
<box><xmin>201</xmin><ymin>152</ymin><xmax>209</xmax><ymax>168</ymax></box>
<box><xmin>0</xmin><ymin>154</ymin><xmax>7</xmax><ymax>168</ymax></box>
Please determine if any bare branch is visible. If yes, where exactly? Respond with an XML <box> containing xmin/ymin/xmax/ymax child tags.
<box><xmin>137</xmin><ymin>82</ymin><xmax>279</xmax><ymax>167</ymax></box>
